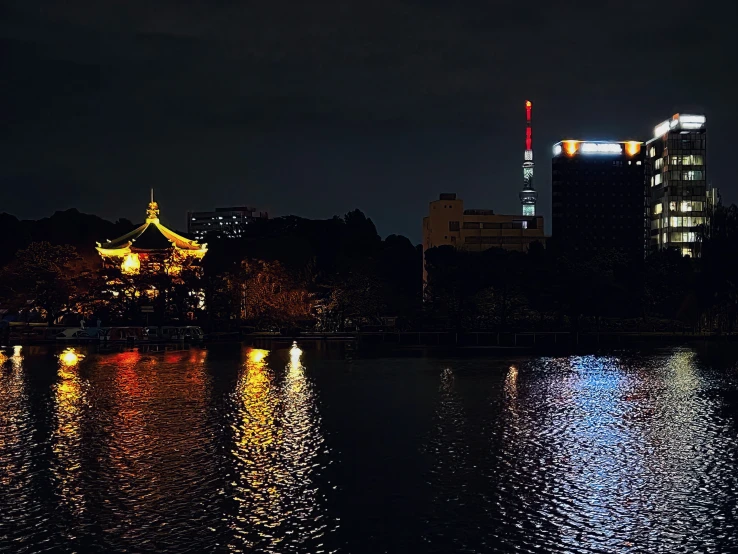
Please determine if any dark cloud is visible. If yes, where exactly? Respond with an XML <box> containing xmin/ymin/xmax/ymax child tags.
<box><xmin>1</xmin><ymin>0</ymin><xmax>736</xmax><ymax>240</ymax></box>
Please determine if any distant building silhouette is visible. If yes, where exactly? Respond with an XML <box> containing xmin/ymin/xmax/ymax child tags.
<box><xmin>187</xmin><ymin>206</ymin><xmax>268</xmax><ymax>240</ymax></box>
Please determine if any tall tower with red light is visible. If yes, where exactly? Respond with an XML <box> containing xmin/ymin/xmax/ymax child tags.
<box><xmin>520</xmin><ymin>100</ymin><xmax>537</xmax><ymax>216</ymax></box>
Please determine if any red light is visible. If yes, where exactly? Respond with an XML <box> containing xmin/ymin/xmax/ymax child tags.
<box><xmin>525</xmin><ymin>100</ymin><xmax>532</xmax><ymax>151</ymax></box>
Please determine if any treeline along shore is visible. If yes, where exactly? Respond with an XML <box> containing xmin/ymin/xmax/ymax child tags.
<box><xmin>3</xmin><ymin>205</ymin><xmax>738</xmax><ymax>337</ymax></box>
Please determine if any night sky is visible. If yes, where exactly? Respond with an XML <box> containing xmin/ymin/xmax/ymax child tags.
<box><xmin>1</xmin><ymin>1</ymin><xmax>736</xmax><ymax>242</ymax></box>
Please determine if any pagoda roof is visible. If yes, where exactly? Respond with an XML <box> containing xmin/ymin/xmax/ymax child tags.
<box><xmin>96</xmin><ymin>194</ymin><xmax>206</xmax><ymax>257</ymax></box>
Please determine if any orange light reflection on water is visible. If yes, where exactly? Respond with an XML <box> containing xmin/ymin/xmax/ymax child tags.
<box><xmin>52</xmin><ymin>347</ymin><xmax>88</xmax><ymax>516</ymax></box>
<box><xmin>59</xmin><ymin>348</ymin><xmax>84</xmax><ymax>368</ymax></box>
<box><xmin>0</xmin><ymin>345</ymin><xmax>30</xmax><ymax>488</ymax></box>
<box><xmin>229</xmin><ymin>345</ymin><xmax>328</xmax><ymax>551</ymax></box>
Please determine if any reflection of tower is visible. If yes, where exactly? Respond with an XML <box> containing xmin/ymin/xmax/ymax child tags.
<box><xmin>520</xmin><ymin>100</ymin><xmax>537</xmax><ymax>216</ymax></box>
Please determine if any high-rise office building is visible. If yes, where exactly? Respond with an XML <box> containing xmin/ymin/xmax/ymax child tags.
<box><xmin>187</xmin><ymin>206</ymin><xmax>268</xmax><ymax>240</ymax></box>
<box><xmin>645</xmin><ymin>114</ymin><xmax>707</xmax><ymax>257</ymax></box>
<box><xmin>551</xmin><ymin>140</ymin><xmax>645</xmax><ymax>261</ymax></box>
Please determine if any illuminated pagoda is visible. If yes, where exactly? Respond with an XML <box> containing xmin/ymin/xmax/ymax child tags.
<box><xmin>96</xmin><ymin>190</ymin><xmax>207</xmax><ymax>276</ymax></box>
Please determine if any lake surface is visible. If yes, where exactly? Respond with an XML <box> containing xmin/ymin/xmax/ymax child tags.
<box><xmin>1</xmin><ymin>343</ymin><xmax>737</xmax><ymax>553</ymax></box>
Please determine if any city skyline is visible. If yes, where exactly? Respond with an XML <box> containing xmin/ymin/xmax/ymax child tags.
<box><xmin>1</xmin><ymin>1</ymin><xmax>735</xmax><ymax>242</ymax></box>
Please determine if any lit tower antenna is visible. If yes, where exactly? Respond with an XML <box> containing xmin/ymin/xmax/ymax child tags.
<box><xmin>520</xmin><ymin>100</ymin><xmax>537</xmax><ymax>216</ymax></box>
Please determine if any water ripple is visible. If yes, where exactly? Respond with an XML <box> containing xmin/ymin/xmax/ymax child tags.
<box><xmin>1</xmin><ymin>345</ymin><xmax>737</xmax><ymax>552</ymax></box>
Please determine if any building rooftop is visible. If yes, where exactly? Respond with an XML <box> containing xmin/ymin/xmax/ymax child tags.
<box><xmin>646</xmin><ymin>114</ymin><xmax>706</xmax><ymax>144</ymax></box>
<box><xmin>97</xmin><ymin>194</ymin><xmax>206</xmax><ymax>256</ymax></box>
<box><xmin>552</xmin><ymin>140</ymin><xmax>643</xmax><ymax>157</ymax></box>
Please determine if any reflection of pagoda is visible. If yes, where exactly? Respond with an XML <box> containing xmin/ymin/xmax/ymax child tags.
<box><xmin>96</xmin><ymin>191</ymin><xmax>207</xmax><ymax>275</ymax></box>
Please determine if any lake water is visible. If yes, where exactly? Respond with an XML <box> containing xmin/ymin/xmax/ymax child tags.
<box><xmin>1</xmin><ymin>343</ymin><xmax>737</xmax><ymax>553</ymax></box>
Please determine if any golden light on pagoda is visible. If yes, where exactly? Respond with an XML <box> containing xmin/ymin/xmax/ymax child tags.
<box><xmin>95</xmin><ymin>191</ymin><xmax>207</xmax><ymax>275</ymax></box>
<box><xmin>121</xmin><ymin>253</ymin><xmax>140</xmax><ymax>274</ymax></box>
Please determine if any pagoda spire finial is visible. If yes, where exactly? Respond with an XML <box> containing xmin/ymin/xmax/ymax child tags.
<box><xmin>146</xmin><ymin>188</ymin><xmax>160</xmax><ymax>221</ymax></box>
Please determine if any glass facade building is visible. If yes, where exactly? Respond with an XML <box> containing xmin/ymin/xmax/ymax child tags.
<box><xmin>645</xmin><ymin>114</ymin><xmax>707</xmax><ymax>258</ymax></box>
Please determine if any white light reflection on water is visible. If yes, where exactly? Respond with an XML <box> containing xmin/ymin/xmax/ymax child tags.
<box><xmin>500</xmin><ymin>352</ymin><xmax>738</xmax><ymax>553</ymax></box>
<box><xmin>1</xmin><ymin>346</ymin><xmax>737</xmax><ymax>553</ymax></box>
<box><xmin>0</xmin><ymin>345</ymin><xmax>46</xmax><ymax>545</ymax></box>
<box><xmin>228</xmin><ymin>346</ymin><xmax>336</xmax><ymax>553</ymax></box>
<box><xmin>422</xmin><ymin>367</ymin><xmax>474</xmax><ymax>550</ymax></box>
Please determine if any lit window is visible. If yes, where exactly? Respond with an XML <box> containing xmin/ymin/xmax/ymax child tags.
<box><xmin>675</xmin><ymin>216</ymin><xmax>705</xmax><ymax>227</ymax></box>
<box><xmin>636</xmin><ymin>161</ymin><xmax>642</xmax><ymax>165</ymax></box>
<box><xmin>649</xmin><ymin>147</ymin><xmax>656</xmax><ymax>158</ymax></box>
<box><xmin>654</xmin><ymin>158</ymin><xmax>663</xmax><ymax>170</ymax></box>
<box><xmin>683</xmin><ymin>170</ymin><xmax>703</xmax><ymax>180</ymax></box>
<box><xmin>670</xmin><ymin>232</ymin><xmax>696</xmax><ymax>243</ymax></box>
<box><xmin>681</xmin><ymin>247</ymin><xmax>693</xmax><ymax>257</ymax></box>
<box><xmin>653</xmin><ymin>203</ymin><xmax>663</xmax><ymax>215</ymax></box>
<box><xmin>654</xmin><ymin>174</ymin><xmax>662</xmax><ymax>186</ymax></box>
<box><xmin>669</xmin><ymin>202</ymin><xmax>677</xmax><ymax>211</ymax></box>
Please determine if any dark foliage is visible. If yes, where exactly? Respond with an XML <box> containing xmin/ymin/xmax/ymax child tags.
<box><xmin>3</xmin><ymin>204</ymin><xmax>738</xmax><ymax>333</ymax></box>
<box><xmin>0</xmin><ymin>209</ymin><xmax>135</xmax><ymax>266</ymax></box>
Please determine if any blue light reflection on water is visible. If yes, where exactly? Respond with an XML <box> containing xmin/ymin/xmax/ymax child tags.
<box><xmin>0</xmin><ymin>345</ymin><xmax>737</xmax><ymax>553</ymax></box>
<box><xmin>418</xmin><ymin>350</ymin><xmax>738</xmax><ymax>553</ymax></box>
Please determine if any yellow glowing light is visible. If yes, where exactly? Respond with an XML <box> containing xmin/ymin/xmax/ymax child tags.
<box><xmin>625</xmin><ymin>141</ymin><xmax>641</xmax><ymax>156</ymax></box>
<box><xmin>121</xmin><ymin>253</ymin><xmax>140</xmax><ymax>274</ymax></box>
<box><xmin>290</xmin><ymin>342</ymin><xmax>302</xmax><ymax>358</ymax></box>
<box><xmin>563</xmin><ymin>140</ymin><xmax>579</xmax><ymax>156</ymax></box>
<box><xmin>166</xmin><ymin>265</ymin><xmax>182</xmax><ymax>276</ymax></box>
<box><xmin>12</xmin><ymin>345</ymin><xmax>22</xmax><ymax>358</ymax></box>
<box><xmin>526</xmin><ymin>100</ymin><xmax>532</xmax><ymax>107</ymax></box>
<box><xmin>59</xmin><ymin>348</ymin><xmax>84</xmax><ymax>367</ymax></box>
<box><xmin>0</xmin><ymin>350</ymin><xmax>7</xmax><ymax>365</ymax></box>
<box><xmin>248</xmin><ymin>348</ymin><xmax>269</xmax><ymax>364</ymax></box>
